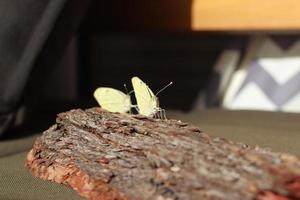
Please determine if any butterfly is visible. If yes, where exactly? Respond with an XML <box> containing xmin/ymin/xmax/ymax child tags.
<box><xmin>93</xmin><ymin>87</ymin><xmax>132</xmax><ymax>113</ymax></box>
<box><xmin>131</xmin><ymin>76</ymin><xmax>172</xmax><ymax>119</ymax></box>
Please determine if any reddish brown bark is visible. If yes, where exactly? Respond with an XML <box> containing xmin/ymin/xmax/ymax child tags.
<box><xmin>26</xmin><ymin>108</ymin><xmax>300</xmax><ymax>200</ymax></box>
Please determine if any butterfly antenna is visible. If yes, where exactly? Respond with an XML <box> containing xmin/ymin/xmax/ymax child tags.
<box><xmin>124</xmin><ymin>84</ymin><xmax>135</xmax><ymax>95</ymax></box>
<box><xmin>156</xmin><ymin>81</ymin><xmax>173</xmax><ymax>96</ymax></box>
<box><xmin>123</xmin><ymin>84</ymin><xmax>129</xmax><ymax>94</ymax></box>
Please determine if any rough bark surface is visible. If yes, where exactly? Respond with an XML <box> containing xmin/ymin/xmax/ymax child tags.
<box><xmin>26</xmin><ymin>108</ymin><xmax>300</xmax><ymax>200</ymax></box>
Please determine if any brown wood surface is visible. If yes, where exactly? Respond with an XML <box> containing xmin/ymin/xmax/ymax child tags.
<box><xmin>82</xmin><ymin>0</ymin><xmax>192</xmax><ymax>32</ymax></box>
<box><xmin>26</xmin><ymin>108</ymin><xmax>300</xmax><ymax>200</ymax></box>
<box><xmin>83</xmin><ymin>0</ymin><xmax>300</xmax><ymax>32</ymax></box>
<box><xmin>192</xmin><ymin>0</ymin><xmax>300</xmax><ymax>31</ymax></box>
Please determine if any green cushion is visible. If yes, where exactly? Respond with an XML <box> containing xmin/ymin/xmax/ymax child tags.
<box><xmin>169</xmin><ymin>110</ymin><xmax>300</xmax><ymax>156</ymax></box>
<box><xmin>0</xmin><ymin>152</ymin><xmax>81</xmax><ymax>200</ymax></box>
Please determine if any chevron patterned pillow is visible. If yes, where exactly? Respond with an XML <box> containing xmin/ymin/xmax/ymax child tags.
<box><xmin>223</xmin><ymin>36</ymin><xmax>300</xmax><ymax>113</ymax></box>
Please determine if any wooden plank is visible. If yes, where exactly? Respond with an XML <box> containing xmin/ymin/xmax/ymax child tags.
<box><xmin>192</xmin><ymin>0</ymin><xmax>300</xmax><ymax>31</ymax></box>
<box><xmin>83</xmin><ymin>0</ymin><xmax>192</xmax><ymax>32</ymax></box>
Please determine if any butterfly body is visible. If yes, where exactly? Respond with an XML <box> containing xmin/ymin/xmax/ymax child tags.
<box><xmin>93</xmin><ymin>87</ymin><xmax>131</xmax><ymax>113</ymax></box>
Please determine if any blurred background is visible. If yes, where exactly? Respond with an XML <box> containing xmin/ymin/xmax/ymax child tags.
<box><xmin>2</xmin><ymin>2</ymin><xmax>300</xmax><ymax>199</ymax></box>
<box><xmin>1</xmin><ymin>0</ymin><xmax>300</xmax><ymax>150</ymax></box>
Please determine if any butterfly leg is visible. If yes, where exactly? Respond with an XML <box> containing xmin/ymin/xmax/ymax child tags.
<box><xmin>157</xmin><ymin>109</ymin><xmax>163</xmax><ymax>119</ymax></box>
<box><xmin>160</xmin><ymin>109</ymin><xmax>166</xmax><ymax>120</ymax></box>
<box><xmin>156</xmin><ymin>109</ymin><xmax>162</xmax><ymax>119</ymax></box>
<box><xmin>156</xmin><ymin>111</ymin><xmax>160</xmax><ymax>119</ymax></box>
<box><xmin>156</xmin><ymin>109</ymin><xmax>166</xmax><ymax>120</ymax></box>
<box><xmin>131</xmin><ymin>105</ymin><xmax>139</xmax><ymax>114</ymax></box>
<box><xmin>154</xmin><ymin>111</ymin><xmax>160</xmax><ymax>119</ymax></box>
<box><xmin>158</xmin><ymin>110</ymin><xmax>162</xmax><ymax>119</ymax></box>
<box><xmin>163</xmin><ymin>109</ymin><xmax>167</xmax><ymax>120</ymax></box>
<box><xmin>152</xmin><ymin>112</ymin><xmax>156</xmax><ymax>119</ymax></box>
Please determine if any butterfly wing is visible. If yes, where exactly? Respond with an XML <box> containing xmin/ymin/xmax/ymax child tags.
<box><xmin>93</xmin><ymin>87</ymin><xmax>131</xmax><ymax>113</ymax></box>
<box><xmin>131</xmin><ymin>76</ymin><xmax>158</xmax><ymax>116</ymax></box>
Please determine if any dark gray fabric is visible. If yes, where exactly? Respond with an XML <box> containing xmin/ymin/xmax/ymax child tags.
<box><xmin>0</xmin><ymin>0</ymin><xmax>67</xmax><ymax>136</ymax></box>
<box><xmin>0</xmin><ymin>113</ymin><xmax>14</xmax><ymax>136</ymax></box>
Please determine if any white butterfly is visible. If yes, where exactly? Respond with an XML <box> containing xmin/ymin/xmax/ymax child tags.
<box><xmin>93</xmin><ymin>87</ymin><xmax>132</xmax><ymax>113</ymax></box>
<box><xmin>131</xmin><ymin>76</ymin><xmax>172</xmax><ymax>119</ymax></box>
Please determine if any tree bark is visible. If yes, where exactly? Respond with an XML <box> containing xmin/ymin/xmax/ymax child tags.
<box><xmin>26</xmin><ymin>108</ymin><xmax>300</xmax><ymax>200</ymax></box>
